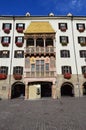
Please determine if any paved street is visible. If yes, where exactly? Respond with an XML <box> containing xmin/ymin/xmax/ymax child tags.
<box><xmin>0</xmin><ymin>97</ymin><xmax>86</xmax><ymax>130</ymax></box>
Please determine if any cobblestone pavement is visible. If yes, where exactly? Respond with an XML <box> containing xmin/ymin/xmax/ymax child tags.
<box><xmin>0</xmin><ymin>97</ymin><xmax>86</xmax><ymax>130</ymax></box>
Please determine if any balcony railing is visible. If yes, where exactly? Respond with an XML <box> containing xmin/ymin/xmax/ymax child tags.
<box><xmin>24</xmin><ymin>71</ymin><xmax>56</xmax><ymax>78</ymax></box>
<box><xmin>25</xmin><ymin>47</ymin><xmax>55</xmax><ymax>55</ymax></box>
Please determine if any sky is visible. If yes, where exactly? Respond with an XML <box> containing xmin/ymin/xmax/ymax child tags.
<box><xmin>0</xmin><ymin>0</ymin><xmax>86</xmax><ymax>16</ymax></box>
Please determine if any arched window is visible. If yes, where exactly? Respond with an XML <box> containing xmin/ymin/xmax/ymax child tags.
<box><xmin>36</xmin><ymin>38</ymin><xmax>44</xmax><ymax>47</ymax></box>
<box><xmin>45</xmin><ymin>38</ymin><xmax>53</xmax><ymax>46</ymax></box>
<box><xmin>27</xmin><ymin>38</ymin><xmax>34</xmax><ymax>47</ymax></box>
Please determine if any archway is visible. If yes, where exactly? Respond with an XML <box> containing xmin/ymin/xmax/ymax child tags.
<box><xmin>41</xmin><ymin>82</ymin><xmax>52</xmax><ymax>97</ymax></box>
<box><xmin>11</xmin><ymin>82</ymin><xmax>25</xmax><ymax>99</ymax></box>
<box><xmin>83</xmin><ymin>82</ymin><xmax>86</xmax><ymax>95</ymax></box>
<box><xmin>61</xmin><ymin>82</ymin><xmax>74</xmax><ymax>97</ymax></box>
<box><xmin>28</xmin><ymin>81</ymin><xmax>52</xmax><ymax>98</ymax></box>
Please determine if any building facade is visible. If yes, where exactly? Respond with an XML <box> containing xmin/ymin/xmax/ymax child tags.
<box><xmin>0</xmin><ymin>14</ymin><xmax>86</xmax><ymax>100</ymax></box>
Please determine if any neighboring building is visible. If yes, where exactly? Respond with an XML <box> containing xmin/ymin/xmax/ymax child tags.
<box><xmin>0</xmin><ymin>14</ymin><xmax>86</xmax><ymax>100</ymax></box>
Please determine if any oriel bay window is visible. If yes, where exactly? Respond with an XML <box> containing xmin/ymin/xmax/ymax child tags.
<box><xmin>59</xmin><ymin>23</ymin><xmax>67</xmax><ymax>31</ymax></box>
<box><xmin>13</xmin><ymin>66</ymin><xmax>23</xmax><ymax>80</ymax></box>
<box><xmin>0</xmin><ymin>66</ymin><xmax>8</xmax><ymax>80</ymax></box>
<box><xmin>76</xmin><ymin>23</ymin><xmax>85</xmax><ymax>32</ymax></box>
<box><xmin>0</xmin><ymin>50</ymin><xmax>10</xmax><ymax>58</ymax></box>
<box><xmin>16</xmin><ymin>23</ymin><xmax>25</xmax><ymax>33</ymax></box>
<box><xmin>62</xmin><ymin>66</ymin><xmax>72</xmax><ymax>79</ymax></box>
<box><xmin>2</xmin><ymin>23</ymin><xmax>11</xmax><ymax>33</ymax></box>
<box><xmin>60</xmin><ymin>36</ymin><xmax>69</xmax><ymax>46</ymax></box>
<box><xmin>15</xmin><ymin>36</ymin><xmax>24</xmax><ymax>47</ymax></box>
<box><xmin>1</xmin><ymin>36</ymin><xmax>11</xmax><ymax>47</ymax></box>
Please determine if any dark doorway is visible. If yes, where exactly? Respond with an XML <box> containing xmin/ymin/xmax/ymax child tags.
<box><xmin>11</xmin><ymin>82</ymin><xmax>25</xmax><ymax>99</ymax></box>
<box><xmin>61</xmin><ymin>83</ymin><xmax>74</xmax><ymax>97</ymax></box>
<box><xmin>41</xmin><ymin>82</ymin><xmax>52</xmax><ymax>97</ymax></box>
<box><xmin>83</xmin><ymin>82</ymin><xmax>86</xmax><ymax>95</ymax></box>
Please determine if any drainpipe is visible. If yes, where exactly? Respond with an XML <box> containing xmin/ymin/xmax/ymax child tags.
<box><xmin>71</xmin><ymin>16</ymin><xmax>80</xmax><ymax>97</ymax></box>
<box><xmin>8</xmin><ymin>16</ymin><xmax>15</xmax><ymax>99</ymax></box>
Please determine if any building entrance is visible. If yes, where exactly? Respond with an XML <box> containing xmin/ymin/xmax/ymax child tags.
<box><xmin>28</xmin><ymin>81</ymin><xmax>52</xmax><ymax>99</ymax></box>
<box><xmin>41</xmin><ymin>82</ymin><xmax>52</xmax><ymax>97</ymax></box>
<box><xmin>11</xmin><ymin>82</ymin><xmax>25</xmax><ymax>99</ymax></box>
<box><xmin>61</xmin><ymin>82</ymin><xmax>74</xmax><ymax>97</ymax></box>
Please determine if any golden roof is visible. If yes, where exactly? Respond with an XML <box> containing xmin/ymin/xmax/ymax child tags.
<box><xmin>24</xmin><ymin>22</ymin><xmax>55</xmax><ymax>34</ymax></box>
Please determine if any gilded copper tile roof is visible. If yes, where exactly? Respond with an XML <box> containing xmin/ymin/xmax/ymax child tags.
<box><xmin>24</xmin><ymin>22</ymin><xmax>55</xmax><ymax>34</ymax></box>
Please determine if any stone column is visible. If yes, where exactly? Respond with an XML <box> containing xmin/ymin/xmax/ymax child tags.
<box><xmin>52</xmin><ymin>84</ymin><xmax>57</xmax><ymax>99</ymax></box>
<box><xmin>25</xmin><ymin>83</ymin><xmax>28</xmax><ymax>100</ymax></box>
<box><xmin>8</xmin><ymin>85</ymin><xmax>11</xmax><ymax>99</ymax></box>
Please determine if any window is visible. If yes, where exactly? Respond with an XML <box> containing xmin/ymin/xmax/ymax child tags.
<box><xmin>45</xmin><ymin>38</ymin><xmax>53</xmax><ymax>46</ymax></box>
<box><xmin>31</xmin><ymin>64</ymin><xmax>35</xmax><ymax>72</ymax></box>
<box><xmin>59</xmin><ymin>23</ymin><xmax>67</xmax><ymax>31</ymax></box>
<box><xmin>2</xmin><ymin>23</ymin><xmax>11</xmax><ymax>33</ymax></box>
<box><xmin>60</xmin><ymin>36</ymin><xmax>69</xmax><ymax>45</ymax></box>
<box><xmin>0</xmin><ymin>66</ymin><xmax>8</xmax><ymax>75</ymax></box>
<box><xmin>76</xmin><ymin>23</ymin><xmax>85</xmax><ymax>32</ymax></box>
<box><xmin>78</xmin><ymin>37</ymin><xmax>86</xmax><ymax>46</ymax></box>
<box><xmin>45</xmin><ymin>63</ymin><xmax>49</xmax><ymax>71</ymax></box>
<box><xmin>0</xmin><ymin>50</ymin><xmax>10</xmax><ymax>58</ymax></box>
<box><xmin>60</xmin><ymin>50</ymin><xmax>70</xmax><ymax>58</ymax></box>
<box><xmin>15</xmin><ymin>36</ymin><xmax>24</xmax><ymax>43</ymax></box>
<box><xmin>36</xmin><ymin>60</ymin><xmax>44</xmax><ymax>72</ymax></box>
<box><xmin>78</xmin><ymin>37</ymin><xmax>86</xmax><ymax>43</ymax></box>
<box><xmin>41</xmin><ymin>60</ymin><xmax>44</xmax><ymax>72</ymax></box>
<box><xmin>1</xmin><ymin>37</ymin><xmax>11</xmax><ymax>46</ymax></box>
<box><xmin>1</xmin><ymin>36</ymin><xmax>10</xmax><ymax>43</ymax></box>
<box><xmin>16</xmin><ymin>23</ymin><xmax>25</xmax><ymax>33</ymax></box>
<box><xmin>14</xmin><ymin>50</ymin><xmax>24</xmax><ymax>58</ymax></box>
<box><xmin>80</xmin><ymin>50</ymin><xmax>86</xmax><ymax>58</ymax></box>
<box><xmin>82</xmin><ymin>66</ymin><xmax>86</xmax><ymax>74</ymax></box>
<box><xmin>36</xmin><ymin>38</ymin><xmax>44</xmax><ymax>47</ymax></box>
<box><xmin>15</xmin><ymin>37</ymin><xmax>24</xmax><ymax>47</ymax></box>
<box><xmin>27</xmin><ymin>38</ymin><xmax>34</xmax><ymax>47</ymax></box>
<box><xmin>13</xmin><ymin>66</ymin><xmax>23</xmax><ymax>75</ymax></box>
<box><xmin>62</xmin><ymin>66</ymin><xmax>72</xmax><ymax>74</ymax></box>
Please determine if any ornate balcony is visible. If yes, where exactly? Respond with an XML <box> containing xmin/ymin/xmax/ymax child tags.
<box><xmin>25</xmin><ymin>46</ymin><xmax>55</xmax><ymax>55</ymax></box>
<box><xmin>0</xmin><ymin>74</ymin><xmax>7</xmax><ymax>80</ymax></box>
<box><xmin>24</xmin><ymin>71</ymin><xmax>56</xmax><ymax>78</ymax></box>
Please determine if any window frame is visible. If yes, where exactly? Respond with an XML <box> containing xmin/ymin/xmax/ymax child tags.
<box><xmin>62</xmin><ymin>66</ymin><xmax>72</xmax><ymax>74</ymax></box>
<box><xmin>0</xmin><ymin>50</ymin><xmax>10</xmax><ymax>58</ymax></box>
<box><xmin>76</xmin><ymin>23</ymin><xmax>85</xmax><ymax>32</ymax></box>
<box><xmin>0</xmin><ymin>66</ymin><xmax>8</xmax><ymax>75</ymax></box>
<box><xmin>80</xmin><ymin>50</ymin><xmax>86</xmax><ymax>58</ymax></box>
<box><xmin>59</xmin><ymin>23</ymin><xmax>67</xmax><ymax>31</ymax></box>
<box><xmin>60</xmin><ymin>50</ymin><xmax>70</xmax><ymax>58</ymax></box>
<box><xmin>82</xmin><ymin>66</ymin><xmax>86</xmax><ymax>74</ymax></box>
<box><xmin>13</xmin><ymin>66</ymin><xmax>23</xmax><ymax>75</ymax></box>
